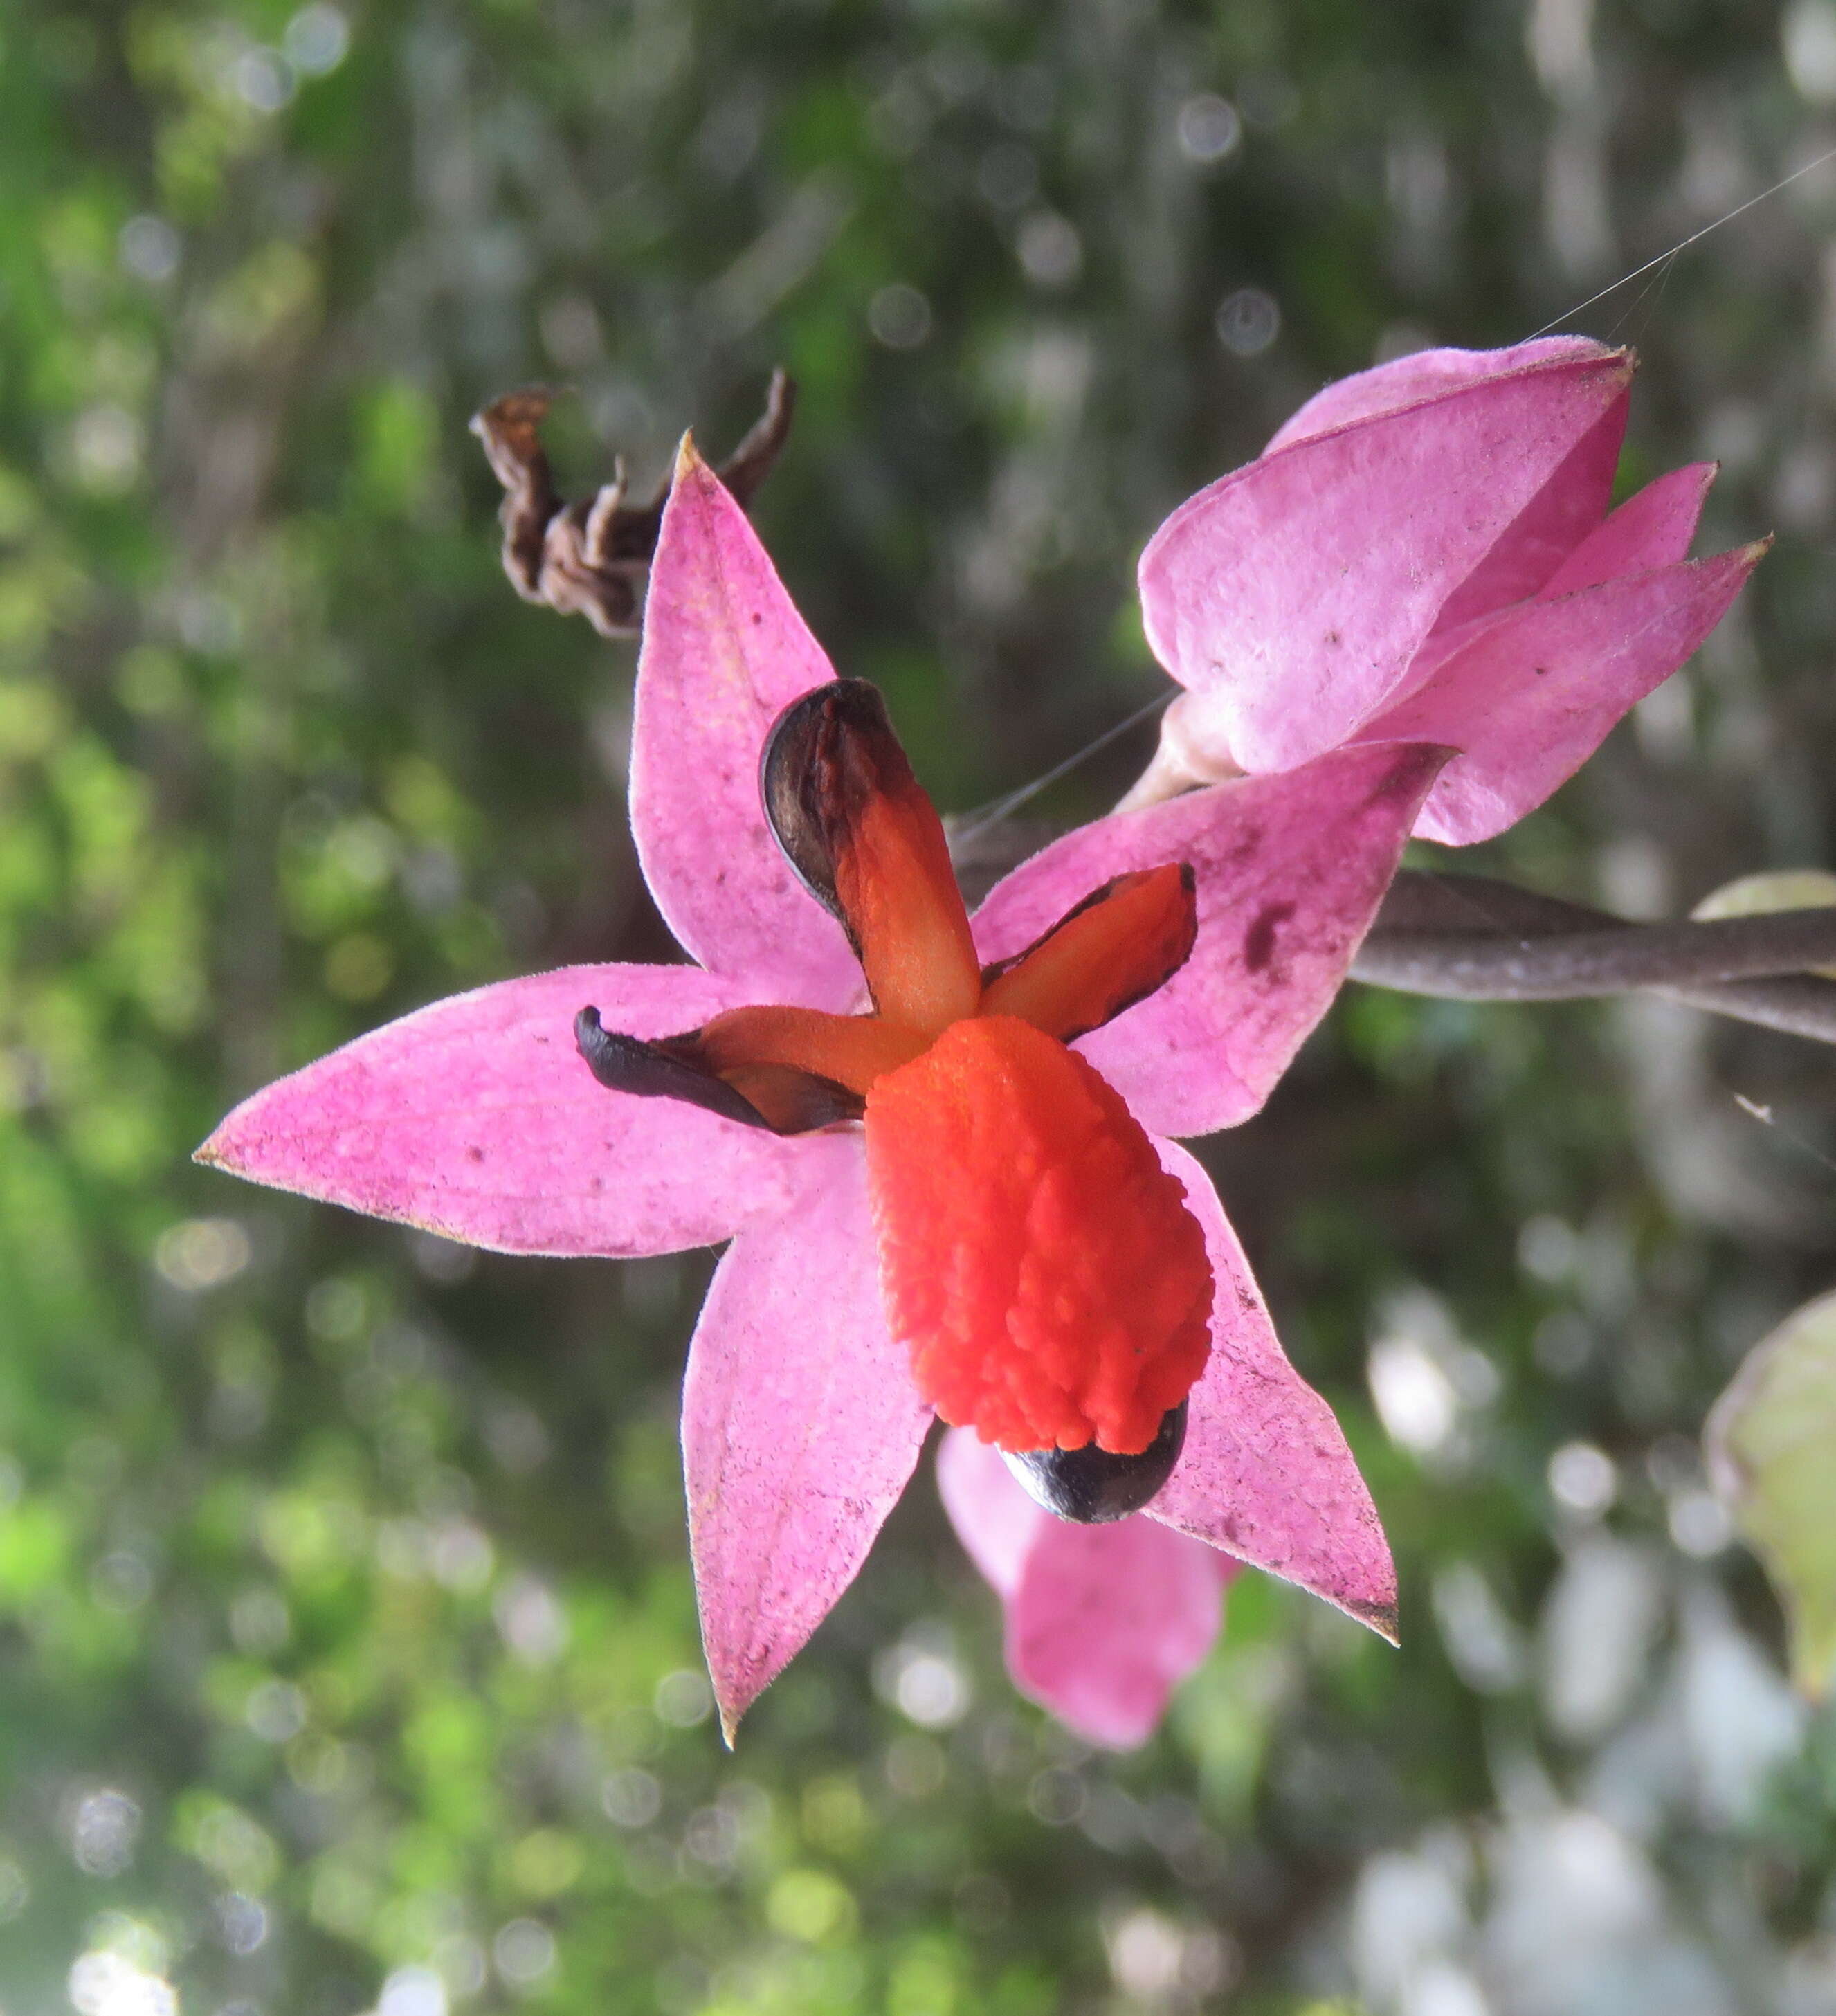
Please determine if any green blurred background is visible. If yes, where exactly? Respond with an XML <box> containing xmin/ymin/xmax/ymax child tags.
<box><xmin>6</xmin><ymin>0</ymin><xmax>1836</xmax><ymax>2010</ymax></box>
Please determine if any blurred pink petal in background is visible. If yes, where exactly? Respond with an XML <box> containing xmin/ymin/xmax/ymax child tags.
<box><xmin>1131</xmin><ymin>336</ymin><xmax>1765</xmax><ymax>843</ymax></box>
<box><xmin>938</xmin><ymin>1428</ymin><xmax>1237</xmax><ymax>1750</ymax></box>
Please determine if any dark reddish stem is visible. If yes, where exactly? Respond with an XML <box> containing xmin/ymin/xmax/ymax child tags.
<box><xmin>1356</xmin><ymin>873</ymin><xmax>1836</xmax><ymax>1044</ymax></box>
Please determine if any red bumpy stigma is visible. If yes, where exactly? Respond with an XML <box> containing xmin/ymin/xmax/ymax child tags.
<box><xmin>865</xmin><ymin>1015</ymin><xmax>1213</xmax><ymax>1455</ymax></box>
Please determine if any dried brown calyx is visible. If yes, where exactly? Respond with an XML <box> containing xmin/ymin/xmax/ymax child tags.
<box><xmin>469</xmin><ymin>370</ymin><xmax>796</xmax><ymax>637</ymax></box>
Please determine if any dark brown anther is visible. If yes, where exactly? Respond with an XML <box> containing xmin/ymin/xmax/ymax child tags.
<box><xmin>758</xmin><ymin>679</ymin><xmax>898</xmax><ymax>936</ymax></box>
<box><xmin>999</xmin><ymin>1403</ymin><xmax>1189</xmax><ymax>1523</ymax></box>
<box><xmin>574</xmin><ymin>1006</ymin><xmax>864</xmax><ymax>1136</ymax></box>
<box><xmin>576</xmin><ymin>1008</ymin><xmax>772</xmax><ymax>1129</ymax></box>
<box><xmin>472</xmin><ymin>370</ymin><xmax>797</xmax><ymax>637</ymax></box>
<box><xmin>760</xmin><ymin>678</ymin><xmax>983</xmax><ymax>1030</ymax></box>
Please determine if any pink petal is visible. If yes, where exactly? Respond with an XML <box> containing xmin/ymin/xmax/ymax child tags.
<box><xmin>629</xmin><ymin>445</ymin><xmax>860</xmax><ymax>1006</ymax></box>
<box><xmin>938</xmin><ymin>1430</ymin><xmax>1233</xmax><ymax>1750</ymax></box>
<box><xmin>1367</xmin><ymin>461</ymin><xmax>1718</xmax><ymax>735</ymax></box>
<box><xmin>1012</xmin><ymin>1507</ymin><xmax>1232</xmax><ymax>1749</ymax></box>
<box><xmin>1540</xmin><ymin>461</ymin><xmax>1717</xmax><ymax>596</ymax></box>
<box><xmin>1390</xmin><ymin>459</ymin><xmax>1718</xmax><ymax>742</ymax></box>
<box><xmin>1138</xmin><ymin>345</ymin><xmax>1633</xmax><ymax>772</ymax></box>
<box><xmin>1366</xmin><ymin>542</ymin><xmax>1767</xmax><ymax>846</ymax></box>
<box><xmin>972</xmin><ymin>743</ymin><xmax>1446</xmax><ymax>1138</ymax></box>
<box><xmin>1310</xmin><ymin>351</ymin><xmax>1628</xmax><ymax>647</ymax></box>
<box><xmin>1266</xmin><ymin>336</ymin><xmax>1618</xmax><ymax>451</ymax></box>
<box><xmin>198</xmin><ymin>965</ymin><xmax>804</xmax><ymax>1255</ymax></box>
<box><xmin>1426</xmin><ymin>397</ymin><xmax>1626</xmax><ymax>634</ymax></box>
<box><xmin>683</xmin><ymin>1134</ymin><xmax>932</xmax><ymax>1740</ymax></box>
<box><xmin>1147</xmin><ymin>1143</ymin><xmax>1399</xmax><ymax>1640</ymax></box>
<box><xmin>935</xmin><ymin>1424</ymin><xmax>1033</xmax><ymax>1599</ymax></box>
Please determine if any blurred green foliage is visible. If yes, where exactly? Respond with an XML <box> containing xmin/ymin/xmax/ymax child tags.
<box><xmin>1709</xmin><ymin>1288</ymin><xmax>1836</xmax><ymax>1697</ymax></box>
<box><xmin>6</xmin><ymin>0</ymin><xmax>1836</xmax><ymax>2010</ymax></box>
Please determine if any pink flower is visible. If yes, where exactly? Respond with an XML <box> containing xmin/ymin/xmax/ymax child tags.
<box><xmin>938</xmin><ymin>1426</ymin><xmax>1237</xmax><ymax>1750</ymax></box>
<box><xmin>1127</xmin><ymin>336</ymin><xmax>1767</xmax><ymax>845</ymax></box>
<box><xmin>199</xmin><ymin>443</ymin><xmax>1444</xmax><ymax>1738</ymax></box>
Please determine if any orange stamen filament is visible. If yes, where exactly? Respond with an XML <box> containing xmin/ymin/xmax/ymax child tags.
<box><xmin>979</xmin><ymin>863</ymin><xmax>1197</xmax><ymax>1042</ymax></box>
<box><xmin>687</xmin><ymin>1004</ymin><xmax>929</xmax><ymax>1096</ymax></box>
<box><xmin>838</xmin><ymin>786</ymin><xmax>981</xmax><ymax>1035</ymax></box>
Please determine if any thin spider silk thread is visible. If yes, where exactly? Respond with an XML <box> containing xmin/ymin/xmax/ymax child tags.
<box><xmin>1734</xmin><ymin>1093</ymin><xmax>1836</xmax><ymax>1182</ymax></box>
<box><xmin>1525</xmin><ymin>140</ymin><xmax>1836</xmax><ymax>338</ymax></box>
<box><xmin>950</xmin><ymin>692</ymin><xmax>1169</xmax><ymax>846</ymax></box>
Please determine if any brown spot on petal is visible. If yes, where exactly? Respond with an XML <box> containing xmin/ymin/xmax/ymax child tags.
<box><xmin>1244</xmin><ymin>900</ymin><xmax>1296</xmax><ymax>974</ymax></box>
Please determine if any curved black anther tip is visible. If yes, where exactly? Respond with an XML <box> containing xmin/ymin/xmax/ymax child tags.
<box><xmin>575</xmin><ymin>1004</ymin><xmax>606</xmax><ymax>1044</ymax></box>
<box><xmin>758</xmin><ymin>678</ymin><xmax>893</xmax><ymax>925</ymax></box>
<box><xmin>1000</xmin><ymin>1401</ymin><xmax>1188</xmax><ymax>1525</ymax></box>
<box><xmin>574</xmin><ymin>1005</ymin><xmax>626</xmax><ymax>1084</ymax></box>
<box><xmin>573</xmin><ymin>1006</ymin><xmax>774</xmax><ymax>1132</ymax></box>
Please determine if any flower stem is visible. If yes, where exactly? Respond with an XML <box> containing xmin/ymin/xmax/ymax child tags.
<box><xmin>1357</xmin><ymin>873</ymin><xmax>1836</xmax><ymax>1043</ymax></box>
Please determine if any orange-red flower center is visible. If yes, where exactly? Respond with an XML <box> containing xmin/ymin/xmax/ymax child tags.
<box><xmin>865</xmin><ymin>1015</ymin><xmax>1214</xmax><ymax>1455</ymax></box>
<box><xmin>581</xmin><ymin>682</ymin><xmax>1216</xmax><ymax>1457</ymax></box>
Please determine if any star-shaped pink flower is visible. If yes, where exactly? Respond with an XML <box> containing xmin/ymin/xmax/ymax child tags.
<box><xmin>1127</xmin><ymin>335</ymin><xmax>1767</xmax><ymax>844</ymax></box>
<box><xmin>199</xmin><ymin>444</ymin><xmax>1444</xmax><ymax>1738</ymax></box>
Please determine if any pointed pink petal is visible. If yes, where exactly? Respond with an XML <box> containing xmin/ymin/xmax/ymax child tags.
<box><xmin>1427</xmin><ymin>397</ymin><xmax>1626</xmax><ymax>633</ymax></box>
<box><xmin>630</xmin><ymin>448</ymin><xmax>860</xmax><ymax>1006</ymax></box>
<box><xmin>1366</xmin><ymin>543</ymin><xmax>1767</xmax><ymax>846</ymax></box>
<box><xmin>1138</xmin><ymin>345</ymin><xmax>1633</xmax><ymax>771</ymax></box>
<box><xmin>938</xmin><ymin>1429</ymin><xmax>1233</xmax><ymax>1750</ymax></box>
<box><xmin>684</xmin><ymin>1134</ymin><xmax>931</xmax><ymax>1739</ymax></box>
<box><xmin>1276</xmin><ymin>343</ymin><xmax>1632</xmax><ymax>643</ymax></box>
<box><xmin>1540</xmin><ymin>461</ymin><xmax>1718</xmax><ymax>596</ymax></box>
<box><xmin>1147</xmin><ymin>1143</ymin><xmax>1398</xmax><ymax>1640</ymax></box>
<box><xmin>1266</xmin><ymin>336</ymin><xmax>1619</xmax><ymax>450</ymax></box>
<box><xmin>972</xmin><ymin>743</ymin><xmax>1446</xmax><ymax>1138</ymax></box>
<box><xmin>1385</xmin><ymin>462</ymin><xmax>1720</xmax><ymax>749</ymax></box>
<box><xmin>198</xmin><ymin>966</ymin><xmax>803</xmax><ymax>1255</ymax></box>
<box><xmin>1370</xmin><ymin>462</ymin><xmax>1716</xmax><ymax>723</ymax></box>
